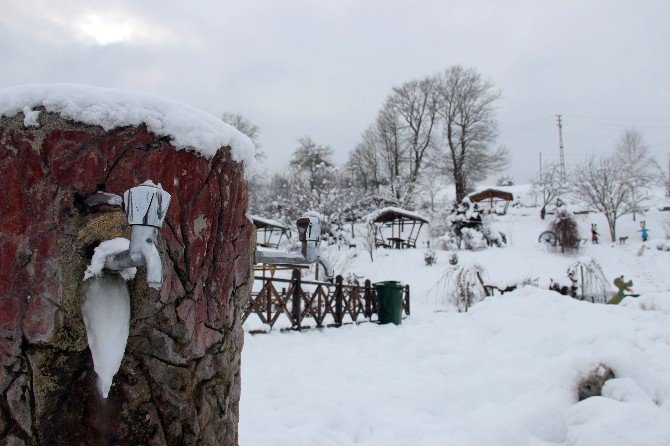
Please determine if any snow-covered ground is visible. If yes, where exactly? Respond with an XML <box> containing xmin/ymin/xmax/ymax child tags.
<box><xmin>240</xmin><ymin>187</ymin><xmax>670</xmax><ymax>445</ymax></box>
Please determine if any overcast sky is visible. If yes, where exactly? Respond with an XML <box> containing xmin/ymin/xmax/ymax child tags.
<box><xmin>2</xmin><ymin>1</ymin><xmax>669</xmax><ymax>182</ymax></box>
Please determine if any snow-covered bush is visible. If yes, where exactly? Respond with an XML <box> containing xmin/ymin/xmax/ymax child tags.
<box><xmin>438</xmin><ymin>198</ymin><xmax>507</xmax><ymax>250</ymax></box>
<box><xmin>460</xmin><ymin>227</ymin><xmax>487</xmax><ymax>249</ymax></box>
<box><xmin>496</xmin><ymin>175</ymin><xmax>514</xmax><ymax>187</ymax></box>
<box><xmin>320</xmin><ymin>245</ymin><xmax>358</xmax><ymax>279</ymax></box>
<box><xmin>656</xmin><ymin>241</ymin><xmax>670</xmax><ymax>252</ymax></box>
<box><xmin>567</xmin><ymin>257</ymin><xmax>611</xmax><ymax>303</ymax></box>
<box><xmin>424</xmin><ymin>248</ymin><xmax>437</xmax><ymax>266</ymax></box>
<box><xmin>550</xmin><ymin>209</ymin><xmax>581</xmax><ymax>253</ymax></box>
<box><xmin>429</xmin><ymin>263</ymin><xmax>489</xmax><ymax>312</ymax></box>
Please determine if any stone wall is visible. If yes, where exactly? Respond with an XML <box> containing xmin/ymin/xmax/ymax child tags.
<box><xmin>0</xmin><ymin>111</ymin><xmax>254</xmax><ymax>445</ymax></box>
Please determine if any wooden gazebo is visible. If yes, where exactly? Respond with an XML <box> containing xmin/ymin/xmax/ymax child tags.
<box><xmin>250</xmin><ymin>215</ymin><xmax>291</xmax><ymax>249</ymax></box>
<box><xmin>366</xmin><ymin>207</ymin><xmax>429</xmax><ymax>249</ymax></box>
<box><xmin>467</xmin><ymin>188</ymin><xmax>514</xmax><ymax>215</ymax></box>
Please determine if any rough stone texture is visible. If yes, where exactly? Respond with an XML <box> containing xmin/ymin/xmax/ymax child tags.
<box><xmin>577</xmin><ymin>364</ymin><xmax>615</xmax><ymax>401</ymax></box>
<box><xmin>0</xmin><ymin>111</ymin><xmax>254</xmax><ymax>445</ymax></box>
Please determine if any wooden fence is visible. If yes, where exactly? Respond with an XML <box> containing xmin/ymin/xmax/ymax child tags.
<box><xmin>243</xmin><ymin>269</ymin><xmax>410</xmax><ymax>332</ymax></box>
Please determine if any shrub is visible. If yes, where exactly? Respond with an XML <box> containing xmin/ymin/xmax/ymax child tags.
<box><xmin>428</xmin><ymin>263</ymin><xmax>489</xmax><ymax>312</ymax></box>
<box><xmin>424</xmin><ymin>248</ymin><xmax>437</xmax><ymax>266</ymax></box>
<box><xmin>549</xmin><ymin>209</ymin><xmax>581</xmax><ymax>253</ymax></box>
<box><xmin>567</xmin><ymin>257</ymin><xmax>611</xmax><ymax>303</ymax></box>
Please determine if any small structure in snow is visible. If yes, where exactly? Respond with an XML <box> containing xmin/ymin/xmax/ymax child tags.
<box><xmin>249</xmin><ymin>215</ymin><xmax>291</xmax><ymax>249</ymax></box>
<box><xmin>467</xmin><ymin>188</ymin><xmax>514</xmax><ymax>215</ymax></box>
<box><xmin>366</xmin><ymin>207</ymin><xmax>429</xmax><ymax>249</ymax></box>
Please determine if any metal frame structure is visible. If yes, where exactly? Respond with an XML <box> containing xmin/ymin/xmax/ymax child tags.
<box><xmin>467</xmin><ymin>189</ymin><xmax>514</xmax><ymax>215</ymax></box>
<box><xmin>250</xmin><ymin>215</ymin><xmax>292</xmax><ymax>249</ymax></box>
<box><xmin>368</xmin><ymin>207</ymin><xmax>429</xmax><ymax>249</ymax></box>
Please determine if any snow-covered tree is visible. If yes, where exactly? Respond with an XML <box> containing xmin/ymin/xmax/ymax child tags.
<box><xmin>615</xmin><ymin>129</ymin><xmax>657</xmax><ymax>221</ymax></box>
<box><xmin>439</xmin><ymin>198</ymin><xmax>506</xmax><ymax>250</ymax></box>
<box><xmin>436</xmin><ymin>66</ymin><xmax>508</xmax><ymax>201</ymax></box>
<box><xmin>496</xmin><ymin>175</ymin><xmax>514</xmax><ymax>187</ymax></box>
<box><xmin>572</xmin><ymin>155</ymin><xmax>630</xmax><ymax>242</ymax></box>
<box><xmin>417</xmin><ymin>163</ymin><xmax>448</xmax><ymax>211</ymax></box>
<box><xmin>347</xmin><ymin>134</ymin><xmax>383</xmax><ymax>193</ymax></box>
<box><xmin>532</xmin><ymin>162</ymin><xmax>568</xmax><ymax>220</ymax></box>
<box><xmin>386</xmin><ymin>76</ymin><xmax>441</xmax><ymax>191</ymax></box>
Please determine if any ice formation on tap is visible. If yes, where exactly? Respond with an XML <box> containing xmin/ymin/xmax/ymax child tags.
<box><xmin>81</xmin><ymin>180</ymin><xmax>171</xmax><ymax>398</ymax></box>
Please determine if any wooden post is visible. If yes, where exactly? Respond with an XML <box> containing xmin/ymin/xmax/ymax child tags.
<box><xmin>266</xmin><ymin>280</ymin><xmax>272</xmax><ymax>324</ymax></box>
<box><xmin>291</xmin><ymin>268</ymin><xmax>302</xmax><ymax>330</ymax></box>
<box><xmin>364</xmin><ymin>279</ymin><xmax>372</xmax><ymax>319</ymax></box>
<box><xmin>404</xmin><ymin>284</ymin><xmax>410</xmax><ymax>316</ymax></box>
<box><xmin>335</xmin><ymin>275</ymin><xmax>344</xmax><ymax>326</ymax></box>
<box><xmin>580</xmin><ymin>265</ymin><xmax>585</xmax><ymax>301</ymax></box>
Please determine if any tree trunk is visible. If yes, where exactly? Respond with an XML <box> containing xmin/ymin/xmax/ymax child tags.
<box><xmin>607</xmin><ymin>218</ymin><xmax>617</xmax><ymax>242</ymax></box>
<box><xmin>0</xmin><ymin>113</ymin><xmax>253</xmax><ymax>445</ymax></box>
<box><xmin>455</xmin><ymin>179</ymin><xmax>467</xmax><ymax>203</ymax></box>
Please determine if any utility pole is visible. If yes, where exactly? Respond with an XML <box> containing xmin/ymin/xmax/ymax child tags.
<box><xmin>556</xmin><ymin>115</ymin><xmax>566</xmax><ymax>180</ymax></box>
<box><xmin>539</xmin><ymin>152</ymin><xmax>542</xmax><ymax>172</ymax></box>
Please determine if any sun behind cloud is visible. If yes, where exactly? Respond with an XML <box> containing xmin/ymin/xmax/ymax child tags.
<box><xmin>74</xmin><ymin>13</ymin><xmax>134</xmax><ymax>45</ymax></box>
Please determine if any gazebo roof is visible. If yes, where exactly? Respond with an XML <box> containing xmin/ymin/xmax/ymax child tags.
<box><xmin>249</xmin><ymin>215</ymin><xmax>291</xmax><ymax>231</ymax></box>
<box><xmin>468</xmin><ymin>188</ymin><xmax>514</xmax><ymax>203</ymax></box>
<box><xmin>365</xmin><ymin>207</ymin><xmax>429</xmax><ymax>224</ymax></box>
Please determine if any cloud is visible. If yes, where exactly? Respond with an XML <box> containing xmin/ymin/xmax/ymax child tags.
<box><xmin>1</xmin><ymin>0</ymin><xmax>669</xmax><ymax>182</ymax></box>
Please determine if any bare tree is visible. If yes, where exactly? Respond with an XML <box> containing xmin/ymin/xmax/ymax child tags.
<box><xmin>358</xmin><ymin>223</ymin><xmax>376</xmax><ymax>262</ymax></box>
<box><xmin>417</xmin><ymin>163</ymin><xmax>447</xmax><ymax>211</ymax></box>
<box><xmin>436</xmin><ymin>66</ymin><xmax>506</xmax><ymax>201</ymax></box>
<box><xmin>222</xmin><ymin>112</ymin><xmax>265</xmax><ymax>161</ymax></box>
<box><xmin>290</xmin><ymin>136</ymin><xmax>334</xmax><ymax>191</ymax></box>
<box><xmin>615</xmin><ymin>129</ymin><xmax>657</xmax><ymax>221</ymax></box>
<box><xmin>572</xmin><ymin>156</ymin><xmax>630</xmax><ymax>242</ymax></box>
<box><xmin>347</xmin><ymin>128</ymin><xmax>383</xmax><ymax>193</ymax></box>
<box><xmin>375</xmin><ymin>103</ymin><xmax>410</xmax><ymax>202</ymax></box>
<box><xmin>532</xmin><ymin>162</ymin><xmax>569</xmax><ymax>220</ymax></box>
<box><xmin>387</xmin><ymin>76</ymin><xmax>441</xmax><ymax>189</ymax></box>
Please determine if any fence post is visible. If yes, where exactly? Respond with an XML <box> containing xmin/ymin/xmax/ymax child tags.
<box><xmin>265</xmin><ymin>278</ymin><xmax>272</xmax><ymax>325</ymax></box>
<box><xmin>364</xmin><ymin>279</ymin><xmax>372</xmax><ymax>320</ymax></box>
<box><xmin>291</xmin><ymin>268</ymin><xmax>302</xmax><ymax>330</ymax></box>
<box><xmin>335</xmin><ymin>275</ymin><xmax>344</xmax><ymax>326</ymax></box>
<box><xmin>404</xmin><ymin>284</ymin><xmax>410</xmax><ymax>316</ymax></box>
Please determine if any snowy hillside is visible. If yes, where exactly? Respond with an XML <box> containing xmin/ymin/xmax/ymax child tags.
<box><xmin>240</xmin><ymin>185</ymin><xmax>670</xmax><ymax>445</ymax></box>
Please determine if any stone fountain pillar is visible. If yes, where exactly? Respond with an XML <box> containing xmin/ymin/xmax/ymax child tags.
<box><xmin>0</xmin><ymin>110</ymin><xmax>254</xmax><ymax>445</ymax></box>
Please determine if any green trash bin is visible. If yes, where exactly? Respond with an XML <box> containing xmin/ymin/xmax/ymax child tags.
<box><xmin>373</xmin><ymin>281</ymin><xmax>404</xmax><ymax>325</ymax></box>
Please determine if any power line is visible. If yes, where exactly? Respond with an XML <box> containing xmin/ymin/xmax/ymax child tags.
<box><xmin>501</xmin><ymin>116</ymin><xmax>554</xmax><ymax>132</ymax></box>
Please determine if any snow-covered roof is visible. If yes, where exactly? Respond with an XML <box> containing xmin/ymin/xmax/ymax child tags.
<box><xmin>0</xmin><ymin>84</ymin><xmax>255</xmax><ymax>170</ymax></box>
<box><xmin>249</xmin><ymin>214</ymin><xmax>291</xmax><ymax>230</ymax></box>
<box><xmin>467</xmin><ymin>188</ymin><xmax>514</xmax><ymax>202</ymax></box>
<box><xmin>365</xmin><ymin>207</ymin><xmax>429</xmax><ymax>224</ymax></box>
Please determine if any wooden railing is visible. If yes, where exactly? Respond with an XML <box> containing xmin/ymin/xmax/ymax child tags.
<box><xmin>243</xmin><ymin>269</ymin><xmax>410</xmax><ymax>332</ymax></box>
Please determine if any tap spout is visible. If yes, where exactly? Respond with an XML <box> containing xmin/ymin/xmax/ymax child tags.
<box><xmin>316</xmin><ymin>254</ymin><xmax>334</xmax><ymax>281</ymax></box>
<box><xmin>103</xmin><ymin>181</ymin><xmax>170</xmax><ymax>289</ymax></box>
<box><xmin>253</xmin><ymin>211</ymin><xmax>334</xmax><ymax>281</ymax></box>
<box><xmin>104</xmin><ymin>225</ymin><xmax>163</xmax><ymax>289</ymax></box>
<box><xmin>254</xmin><ymin>249</ymin><xmax>307</xmax><ymax>267</ymax></box>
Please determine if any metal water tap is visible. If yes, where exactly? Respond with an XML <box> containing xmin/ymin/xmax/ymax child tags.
<box><xmin>104</xmin><ymin>181</ymin><xmax>171</xmax><ymax>289</ymax></box>
<box><xmin>254</xmin><ymin>211</ymin><xmax>334</xmax><ymax>280</ymax></box>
